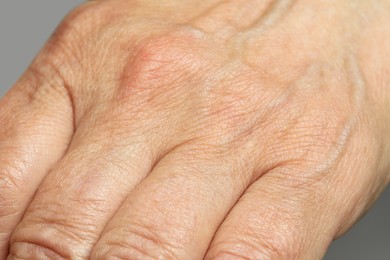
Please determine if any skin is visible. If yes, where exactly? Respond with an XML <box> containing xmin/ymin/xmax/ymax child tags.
<box><xmin>0</xmin><ymin>0</ymin><xmax>389</xmax><ymax>259</ymax></box>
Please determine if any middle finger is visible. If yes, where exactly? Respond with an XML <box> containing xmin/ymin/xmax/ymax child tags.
<box><xmin>91</xmin><ymin>137</ymin><xmax>261</xmax><ymax>259</ymax></box>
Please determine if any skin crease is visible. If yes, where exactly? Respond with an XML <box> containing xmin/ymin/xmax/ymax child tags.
<box><xmin>0</xmin><ymin>0</ymin><xmax>389</xmax><ymax>259</ymax></box>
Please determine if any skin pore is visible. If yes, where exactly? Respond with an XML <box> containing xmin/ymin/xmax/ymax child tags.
<box><xmin>0</xmin><ymin>0</ymin><xmax>389</xmax><ymax>259</ymax></box>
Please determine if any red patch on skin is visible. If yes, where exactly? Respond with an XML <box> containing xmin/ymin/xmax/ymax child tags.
<box><xmin>117</xmin><ymin>31</ymin><xmax>210</xmax><ymax>100</ymax></box>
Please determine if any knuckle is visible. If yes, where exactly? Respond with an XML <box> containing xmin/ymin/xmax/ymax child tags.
<box><xmin>21</xmin><ymin>62</ymin><xmax>71</xmax><ymax>107</ymax></box>
<box><xmin>35</xmin><ymin>2</ymin><xmax>117</xmax><ymax>93</ymax></box>
<box><xmin>51</xmin><ymin>1</ymin><xmax>111</xmax><ymax>47</ymax></box>
<box><xmin>11</xmin><ymin>209</ymin><xmax>92</xmax><ymax>259</ymax></box>
<box><xmin>209</xmin><ymin>219</ymin><xmax>304</xmax><ymax>260</ymax></box>
<box><xmin>93</xmin><ymin>243</ymin><xmax>157</xmax><ymax>260</ymax></box>
<box><xmin>94</xmin><ymin>222</ymin><xmax>179</xmax><ymax>259</ymax></box>
<box><xmin>209</xmin><ymin>238</ymin><xmax>301</xmax><ymax>260</ymax></box>
<box><xmin>253</xmin><ymin>96</ymin><xmax>354</xmax><ymax>169</ymax></box>
<box><xmin>2</xmin><ymin>52</ymin><xmax>72</xmax><ymax>114</ymax></box>
<box><xmin>210</xmin><ymin>251</ymin><xmax>262</xmax><ymax>260</ymax></box>
<box><xmin>10</xmin><ymin>241</ymin><xmax>67</xmax><ymax>260</ymax></box>
<box><xmin>260</xmin><ymin>238</ymin><xmax>301</xmax><ymax>259</ymax></box>
<box><xmin>40</xmin><ymin>5</ymin><xmax>94</xmax><ymax>65</ymax></box>
<box><xmin>118</xmin><ymin>31</ymin><xmax>210</xmax><ymax>101</ymax></box>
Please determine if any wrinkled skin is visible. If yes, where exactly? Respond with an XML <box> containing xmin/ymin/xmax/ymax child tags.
<box><xmin>1</xmin><ymin>0</ymin><xmax>390</xmax><ymax>259</ymax></box>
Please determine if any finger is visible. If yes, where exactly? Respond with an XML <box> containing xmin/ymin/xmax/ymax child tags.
<box><xmin>8</xmin><ymin>19</ymin><xmax>220</xmax><ymax>258</ymax></box>
<box><xmin>205</xmin><ymin>168</ymin><xmax>336</xmax><ymax>260</ymax></box>
<box><xmin>91</xmin><ymin>140</ymin><xmax>258</xmax><ymax>259</ymax></box>
<box><xmin>205</xmin><ymin>136</ymin><xmax>378</xmax><ymax>259</ymax></box>
<box><xmin>7</xmin><ymin>103</ymin><xmax>180</xmax><ymax>259</ymax></box>
<box><xmin>0</xmin><ymin>64</ymin><xmax>74</xmax><ymax>257</ymax></box>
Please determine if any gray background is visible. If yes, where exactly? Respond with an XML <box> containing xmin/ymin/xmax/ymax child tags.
<box><xmin>0</xmin><ymin>1</ymin><xmax>389</xmax><ymax>259</ymax></box>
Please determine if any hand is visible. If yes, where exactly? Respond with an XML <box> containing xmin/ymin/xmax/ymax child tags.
<box><xmin>1</xmin><ymin>0</ymin><xmax>389</xmax><ymax>259</ymax></box>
